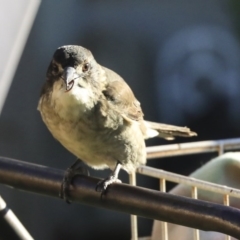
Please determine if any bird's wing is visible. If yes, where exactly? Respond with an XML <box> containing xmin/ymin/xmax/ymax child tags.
<box><xmin>101</xmin><ymin>67</ymin><xmax>197</xmax><ymax>140</ymax></box>
<box><xmin>102</xmin><ymin>67</ymin><xmax>144</xmax><ymax>122</ymax></box>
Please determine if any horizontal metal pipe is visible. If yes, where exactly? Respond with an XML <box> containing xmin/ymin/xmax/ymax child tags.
<box><xmin>0</xmin><ymin>157</ymin><xmax>240</xmax><ymax>238</ymax></box>
<box><xmin>137</xmin><ymin>166</ymin><xmax>240</xmax><ymax>198</ymax></box>
<box><xmin>146</xmin><ymin>138</ymin><xmax>240</xmax><ymax>159</ymax></box>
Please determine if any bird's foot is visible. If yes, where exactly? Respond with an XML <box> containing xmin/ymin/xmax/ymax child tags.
<box><xmin>96</xmin><ymin>175</ymin><xmax>122</xmax><ymax>192</ymax></box>
<box><xmin>60</xmin><ymin>160</ymin><xmax>89</xmax><ymax>203</ymax></box>
<box><xmin>96</xmin><ymin>162</ymin><xmax>122</xmax><ymax>193</ymax></box>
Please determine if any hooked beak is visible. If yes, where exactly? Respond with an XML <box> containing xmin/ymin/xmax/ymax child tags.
<box><xmin>62</xmin><ymin>67</ymin><xmax>78</xmax><ymax>92</ymax></box>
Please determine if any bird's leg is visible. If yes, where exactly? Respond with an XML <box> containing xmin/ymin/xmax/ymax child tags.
<box><xmin>96</xmin><ymin>162</ymin><xmax>122</xmax><ymax>192</ymax></box>
<box><xmin>60</xmin><ymin>159</ymin><xmax>89</xmax><ymax>203</ymax></box>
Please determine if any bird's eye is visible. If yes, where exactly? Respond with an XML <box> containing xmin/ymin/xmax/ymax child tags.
<box><xmin>52</xmin><ymin>64</ymin><xmax>58</xmax><ymax>73</ymax></box>
<box><xmin>82</xmin><ymin>63</ymin><xmax>90</xmax><ymax>72</ymax></box>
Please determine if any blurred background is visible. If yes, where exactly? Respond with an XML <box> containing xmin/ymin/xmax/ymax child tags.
<box><xmin>1</xmin><ymin>0</ymin><xmax>240</xmax><ymax>239</ymax></box>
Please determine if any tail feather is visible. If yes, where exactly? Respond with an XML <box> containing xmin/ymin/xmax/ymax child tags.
<box><xmin>144</xmin><ymin>120</ymin><xmax>197</xmax><ymax>140</ymax></box>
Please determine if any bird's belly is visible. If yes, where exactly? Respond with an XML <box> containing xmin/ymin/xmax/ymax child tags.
<box><xmin>48</xmin><ymin>120</ymin><xmax>115</xmax><ymax>169</ymax></box>
<box><xmin>39</xmin><ymin>105</ymin><xmax>146</xmax><ymax>172</ymax></box>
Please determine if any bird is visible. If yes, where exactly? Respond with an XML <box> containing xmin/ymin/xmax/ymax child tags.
<box><xmin>38</xmin><ymin>45</ymin><xmax>196</xmax><ymax>200</ymax></box>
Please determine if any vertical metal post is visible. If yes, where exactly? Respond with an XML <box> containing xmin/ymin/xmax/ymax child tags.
<box><xmin>160</xmin><ymin>178</ymin><xmax>168</xmax><ymax>240</ymax></box>
<box><xmin>218</xmin><ymin>143</ymin><xmax>224</xmax><ymax>155</ymax></box>
<box><xmin>192</xmin><ymin>186</ymin><xmax>200</xmax><ymax>240</ymax></box>
<box><xmin>223</xmin><ymin>194</ymin><xmax>231</xmax><ymax>240</ymax></box>
<box><xmin>129</xmin><ymin>172</ymin><xmax>138</xmax><ymax>240</ymax></box>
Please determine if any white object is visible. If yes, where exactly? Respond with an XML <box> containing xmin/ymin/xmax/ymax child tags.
<box><xmin>0</xmin><ymin>0</ymin><xmax>40</xmax><ymax>114</ymax></box>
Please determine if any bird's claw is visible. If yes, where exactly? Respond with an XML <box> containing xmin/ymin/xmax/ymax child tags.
<box><xmin>95</xmin><ymin>176</ymin><xmax>122</xmax><ymax>192</ymax></box>
<box><xmin>60</xmin><ymin>161</ymin><xmax>89</xmax><ymax>203</ymax></box>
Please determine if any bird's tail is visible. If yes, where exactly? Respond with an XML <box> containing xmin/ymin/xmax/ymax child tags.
<box><xmin>144</xmin><ymin>120</ymin><xmax>197</xmax><ymax>140</ymax></box>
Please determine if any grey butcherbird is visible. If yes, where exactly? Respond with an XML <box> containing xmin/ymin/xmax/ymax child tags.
<box><xmin>38</xmin><ymin>45</ymin><xmax>196</xmax><ymax>201</ymax></box>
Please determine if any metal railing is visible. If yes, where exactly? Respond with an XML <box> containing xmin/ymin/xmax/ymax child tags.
<box><xmin>2</xmin><ymin>157</ymin><xmax>240</xmax><ymax>239</ymax></box>
<box><xmin>0</xmin><ymin>138</ymin><xmax>240</xmax><ymax>239</ymax></box>
<box><xmin>130</xmin><ymin>137</ymin><xmax>240</xmax><ymax>240</ymax></box>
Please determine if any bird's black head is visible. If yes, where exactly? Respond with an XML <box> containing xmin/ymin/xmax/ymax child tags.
<box><xmin>41</xmin><ymin>45</ymin><xmax>102</xmax><ymax>96</ymax></box>
<box><xmin>53</xmin><ymin>45</ymin><xmax>93</xmax><ymax>69</ymax></box>
<box><xmin>47</xmin><ymin>45</ymin><xmax>94</xmax><ymax>81</ymax></box>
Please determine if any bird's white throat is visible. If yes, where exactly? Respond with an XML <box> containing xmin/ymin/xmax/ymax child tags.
<box><xmin>51</xmin><ymin>80</ymin><xmax>96</xmax><ymax>120</ymax></box>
